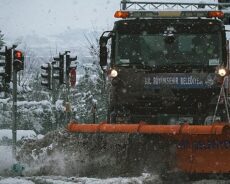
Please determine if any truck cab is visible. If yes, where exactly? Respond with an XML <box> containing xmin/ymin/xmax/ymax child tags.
<box><xmin>100</xmin><ymin>2</ymin><xmax>230</xmax><ymax>124</ymax></box>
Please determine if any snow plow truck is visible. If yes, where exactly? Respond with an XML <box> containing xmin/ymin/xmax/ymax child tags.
<box><xmin>68</xmin><ymin>0</ymin><xmax>230</xmax><ymax>178</ymax></box>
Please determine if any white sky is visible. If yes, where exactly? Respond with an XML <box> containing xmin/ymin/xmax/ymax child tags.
<box><xmin>0</xmin><ymin>0</ymin><xmax>218</xmax><ymax>38</ymax></box>
<box><xmin>0</xmin><ymin>0</ymin><xmax>118</xmax><ymax>37</ymax></box>
<box><xmin>0</xmin><ymin>0</ymin><xmax>219</xmax><ymax>50</ymax></box>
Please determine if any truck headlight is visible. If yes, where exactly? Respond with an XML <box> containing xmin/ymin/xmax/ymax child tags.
<box><xmin>109</xmin><ymin>69</ymin><xmax>118</xmax><ymax>78</ymax></box>
<box><xmin>218</xmin><ymin>68</ymin><xmax>227</xmax><ymax>77</ymax></box>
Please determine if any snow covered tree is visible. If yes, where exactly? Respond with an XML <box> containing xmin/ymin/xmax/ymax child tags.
<box><xmin>72</xmin><ymin>31</ymin><xmax>109</xmax><ymax>123</ymax></box>
<box><xmin>0</xmin><ymin>31</ymin><xmax>4</xmax><ymax>49</ymax></box>
<box><xmin>0</xmin><ymin>30</ymin><xmax>109</xmax><ymax>133</ymax></box>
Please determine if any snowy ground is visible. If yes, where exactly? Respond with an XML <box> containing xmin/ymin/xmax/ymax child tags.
<box><xmin>0</xmin><ymin>175</ymin><xmax>230</xmax><ymax>184</ymax></box>
<box><xmin>0</xmin><ymin>146</ymin><xmax>15</xmax><ymax>174</ymax></box>
<box><xmin>1</xmin><ymin>131</ymin><xmax>230</xmax><ymax>184</ymax></box>
<box><xmin>0</xmin><ymin>129</ymin><xmax>37</xmax><ymax>141</ymax></box>
<box><xmin>0</xmin><ymin>174</ymin><xmax>161</xmax><ymax>184</ymax></box>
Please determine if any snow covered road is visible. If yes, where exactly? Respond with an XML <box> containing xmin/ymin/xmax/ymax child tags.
<box><xmin>0</xmin><ymin>175</ymin><xmax>230</xmax><ymax>184</ymax></box>
<box><xmin>0</xmin><ymin>174</ymin><xmax>161</xmax><ymax>184</ymax></box>
<box><xmin>1</xmin><ymin>132</ymin><xmax>230</xmax><ymax>184</ymax></box>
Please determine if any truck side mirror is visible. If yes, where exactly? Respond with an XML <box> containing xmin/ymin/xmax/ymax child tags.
<box><xmin>100</xmin><ymin>46</ymin><xmax>108</xmax><ymax>67</ymax></box>
<box><xmin>99</xmin><ymin>36</ymin><xmax>109</xmax><ymax>67</ymax></box>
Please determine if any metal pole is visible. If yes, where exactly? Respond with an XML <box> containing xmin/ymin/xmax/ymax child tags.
<box><xmin>51</xmin><ymin>73</ymin><xmax>56</xmax><ymax>130</ymax></box>
<box><xmin>92</xmin><ymin>102</ymin><xmax>97</xmax><ymax>123</ymax></box>
<box><xmin>213</xmin><ymin>84</ymin><xmax>223</xmax><ymax>123</ymax></box>
<box><xmin>3</xmin><ymin>78</ymin><xmax>7</xmax><ymax>126</ymax></box>
<box><xmin>9</xmin><ymin>45</ymin><xmax>18</xmax><ymax>157</ymax></box>
<box><xmin>12</xmin><ymin>67</ymin><xmax>17</xmax><ymax>157</ymax></box>
<box><xmin>223</xmin><ymin>85</ymin><xmax>230</xmax><ymax>122</ymax></box>
<box><xmin>213</xmin><ymin>77</ymin><xmax>230</xmax><ymax>123</ymax></box>
<box><xmin>64</xmin><ymin>53</ymin><xmax>71</xmax><ymax>124</ymax></box>
<box><xmin>121</xmin><ymin>0</ymin><xmax>127</xmax><ymax>10</ymax></box>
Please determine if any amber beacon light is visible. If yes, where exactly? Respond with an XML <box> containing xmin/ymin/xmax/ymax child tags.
<box><xmin>114</xmin><ymin>11</ymin><xmax>129</xmax><ymax>18</ymax></box>
<box><xmin>208</xmin><ymin>11</ymin><xmax>224</xmax><ymax>18</ymax></box>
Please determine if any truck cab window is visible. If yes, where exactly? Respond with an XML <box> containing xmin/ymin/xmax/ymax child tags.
<box><xmin>116</xmin><ymin>33</ymin><xmax>221</xmax><ymax>67</ymax></box>
<box><xmin>117</xmin><ymin>35</ymin><xmax>142</xmax><ymax>64</ymax></box>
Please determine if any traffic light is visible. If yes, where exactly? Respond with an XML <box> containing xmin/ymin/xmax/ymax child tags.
<box><xmin>0</xmin><ymin>46</ymin><xmax>24</xmax><ymax>84</ymax></box>
<box><xmin>13</xmin><ymin>50</ymin><xmax>24</xmax><ymax>72</ymax></box>
<box><xmin>41</xmin><ymin>63</ymin><xmax>52</xmax><ymax>90</ymax></box>
<box><xmin>51</xmin><ymin>52</ymin><xmax>77</xmax><ymax>86</ymax></box>
<box><xmin>53</xmin><ymin>54</ymin><xmax>64</xmax><ymax>85</ymax></box>
<box><xmin>0</xmin><ymin>49</ymin><xmax>5</xmax><ymax>77</ymax></box>
<box><xmin>219</xmin><ymin>0</ymin><xmax>230</xmax><ymax>2</ymax></box>
<box><xmin>0</xmin><ymin>60</ymin><xmax>4</xmax><ymax>75</ymax></box>
<box><xmin>69</xmin><ymin>68</ymin><xmax>76</xmax><ymax>87</ymax></box>
<box><xmin>66</xmin><ymin>54</ymin><xmax>77</xmax><ymax>75</ymax></box>
<box><xmin>4</xmin><ymin>47</ymin><xmax>13</xmax><ymax>83</ymax></box>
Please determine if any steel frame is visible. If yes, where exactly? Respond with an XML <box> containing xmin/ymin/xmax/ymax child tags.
<box><xmin>120</xmin><ymin>1</ymin><xmax>230</xmax><ymax>11</ymax></box>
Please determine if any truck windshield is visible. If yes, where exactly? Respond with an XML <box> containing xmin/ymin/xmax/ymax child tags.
<box><xmin>116</xmin><ymin>33</ymin><xmax>221</xmax><ymax>67</ymax></box>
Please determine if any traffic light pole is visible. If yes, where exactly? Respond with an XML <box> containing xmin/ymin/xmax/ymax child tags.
<box><xmin>11</xmin><ymin>45</ymin><xmax>22</xmax><ymax>158</ymax></box>
<box><xmin>50</xmin><ymin>52</ymin><xmax>77</xmax><ymax>125</ymax></box>
<box><xmin>66</xmin><ymin>71</ymin><xmax>71</xmax><ymax>123</ymax></box>
<box><xmin>0</xmin><ymin>45</ymin><xmax>23</xmax><ymax>157</ymax></box>
<box><xmin>12</xmin><ymin>68</ymin><xmax>17</xmax><ymax>157</ymax></box>
<box><xmin>10</xmin><ymin>45</ymin><xmax>18</xmax><ymax>157</ymax></box>
<box><xmin>51</xmin><ymin>75</ymin><xmax>58</xmax><ymax>129</ymax></box>
<box><xmin>65</xmin><ymin>53</ymin><xmax>71</xmax><ymax>123</ymax></box>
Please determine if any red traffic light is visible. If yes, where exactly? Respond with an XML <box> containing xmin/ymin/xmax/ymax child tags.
<box><xmin>13</xmin><ymin>50</ymin><xmax>24</xmax><ymax>71</ymax></box>
<box><xmin>14</xmin><ymin>50</ymin><xmax>23</xmax><ymax>60</ymax></box>
<box><xmin>69</xmin><ymin>68</ymin><xmax>76</xmax><ymax>87</ymax></box>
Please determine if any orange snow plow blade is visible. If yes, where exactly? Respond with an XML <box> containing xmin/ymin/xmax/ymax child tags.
<box><xmin>68</xmin><ymin>122</ymin><xmax>230</xmax><ymax>135</ymax></box>
<box><xmin>67</xmin><ymin>122</ymin><xmax>230</xmax><ymax>174</ymax></box>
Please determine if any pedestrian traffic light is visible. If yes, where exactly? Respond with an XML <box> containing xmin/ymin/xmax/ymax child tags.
<box><xmin>66</xmin><ymin>54</ymin><xmax>77</xmax><ymax>75</ymax></box>
<box><xmin>41</xmin><ymin>63</ymin><xmax>52</xmax><ymax>90</ymax></box>
<box><xmin>53</xmin><ymin>54</ymin><xmax>64</xmax><ymax>85</ymax></box>
<box><xmin>13</xmin><ymin>50</ymin><xmax>24</xmax><ymax>72</ymax></box>
<box><xmin>69</xmin><ymin>68</ymin><xmax>76</xmax><ymax>87</ymax></box>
